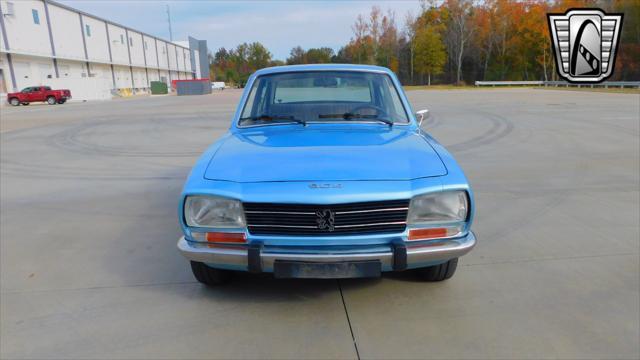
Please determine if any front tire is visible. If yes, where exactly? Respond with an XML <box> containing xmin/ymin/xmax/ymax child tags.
<box><xmin>9</xmin><ymin>98</ymin><xmax>20</xmax><ymax>106</ymax></box>
<box><xmin>190</xmin><ymin>261</ymin><xmax>232</xmax><ymax>286</ymax></box>
<box><xmin>416</xmin><ymin>258</ymin><xmax>458</xmax><ymax>281</ymax></box>
<box><xmin>46</xmin><ymin>96</ymin><xmax>56</xmax><ymax>105</ymax></box>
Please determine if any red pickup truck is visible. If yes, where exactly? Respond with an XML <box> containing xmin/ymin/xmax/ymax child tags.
<box><xmin>7</xmin><ymin>86</ymin><xmax>72</xmax><ymax>106</ymax></box>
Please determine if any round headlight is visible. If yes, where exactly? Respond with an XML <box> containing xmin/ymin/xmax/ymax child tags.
<box><xmin>407</xmin><ymin>191</ymin><xmax>468</xmax><ymax>225</ymax></box>
<box><xmin>184</xmin><ymin>195</ymin><xmax>246</xmax><ymax>228</ymax></box>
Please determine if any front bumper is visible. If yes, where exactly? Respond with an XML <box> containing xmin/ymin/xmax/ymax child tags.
<box><xmin>177</xmin><ymin>232</ymin><xmax>476</xmax><ymax>273</ymax></box>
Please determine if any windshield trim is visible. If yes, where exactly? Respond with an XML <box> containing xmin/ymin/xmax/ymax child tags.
<box><xmin>236</xmin><ymin>70</ymin><xmax>412</xmax><ymax>129</ymax></box>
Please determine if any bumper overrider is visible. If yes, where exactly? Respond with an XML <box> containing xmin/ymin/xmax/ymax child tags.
<box><xmin>177</xmin><ymin>231</ymin><xmax>476</xmax><ymax>275</ymax></box>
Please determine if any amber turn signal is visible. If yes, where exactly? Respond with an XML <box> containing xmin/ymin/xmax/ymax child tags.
<box><xmin>204</xmin><ymin>232</ymin><xmax>246</xmax><ymax>243</ymax></box>
<box><xmin>408</xmin><ymin>227</ymin><xmax>461</xmax><ymax>241</ymax></box>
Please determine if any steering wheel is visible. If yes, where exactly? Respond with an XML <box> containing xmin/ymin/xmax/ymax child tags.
<box><xmin>350</xmin><ymin>104</ymin><xmax>388</xmax><ymax>118</ymax></box>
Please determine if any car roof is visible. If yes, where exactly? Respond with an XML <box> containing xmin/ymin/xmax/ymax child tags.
<box><xmin>253</xmin><ymin>64</ymin><xmax>394</xmax><ymax>76</ymax></box>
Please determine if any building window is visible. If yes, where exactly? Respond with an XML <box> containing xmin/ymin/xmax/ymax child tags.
<box><xmin>32</xmin><ymin>9</ymin><xmax>40</xmax><ymax>24</ymax></box>
<box><xmin>144</xmin><ymin>41</ymin><xmax>148</xmax><ymax>50</ymax></box>
<box><xmin>85</xmin><ymin>24</ymin><xmax>91</xmax><ymax>37</ymax></box>
<box><xmin>120</xmin><ymin>34</ymin><xmax>124</xmax><ymax>44</ymax></box>
<box><xmin>129</xmin><ymin>37</ymin><xmax>133</xmax><ymax>46</ymax></box>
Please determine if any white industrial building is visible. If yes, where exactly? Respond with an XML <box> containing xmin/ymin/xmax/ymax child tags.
<box><xmin>0</xmin><ymin>0</ymin><xmax>208</xmax><ymax>100</ymax></box>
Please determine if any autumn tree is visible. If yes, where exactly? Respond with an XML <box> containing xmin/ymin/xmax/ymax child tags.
<box><xmin>414</xmin><ymin>27</ymin><xmax>447</xmax><ymax>85</ymax></box>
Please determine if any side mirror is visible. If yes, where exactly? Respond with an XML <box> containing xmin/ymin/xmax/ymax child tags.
<box><xmin>416</xmin><ymin>109</ymin><xmax>430</xmax><ymax>126</ymax></box>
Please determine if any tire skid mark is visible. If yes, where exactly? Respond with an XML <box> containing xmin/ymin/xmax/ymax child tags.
<box><xmin>446</xmin><ymin>110</ymin><xmax>515</xmax><ymax>153</ymax></box>
<box><xmin>422</xmin><ymin>112</ymin><xmax>442</xmax><ymax>129</ymax></box>
<box><xmin>0</xmin><ymin>116</ymin><xmax>219</xmax><ymax>180</ymax></box>
<box><xmin>45</xmin><ymin>117</ymin><xmax>226</xmax><ymax>158</ymax></box>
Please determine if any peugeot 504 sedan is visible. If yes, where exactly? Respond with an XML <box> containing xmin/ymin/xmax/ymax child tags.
<box><xmin>178</xmin><ymin>64</ymin><xmax>476</xmax><ymax>285</ymax></box>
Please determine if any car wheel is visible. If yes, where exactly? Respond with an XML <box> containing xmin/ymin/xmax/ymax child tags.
<box><xmin>9</xmin><ymin>98</ymin><xmax>20</xmax><ymax>106</ymax></box>
<box><xmin>46</xmin><ymin>96</ymin><xmax>56</xmax><ymax>105</ymax></box>
<box><xmin>190</xmin><ymin>261</ymin><xmax>233</xmax><ymax>285</ymax></box>
<box><xmin>21</xmin><ymin>102</ymin><xmax>30</xmax><ymax>106</ymax></box>
<box><xmin>416</xmin><ymin>258</ymin><xmax>458</xmax><ymax>281</ymax></box>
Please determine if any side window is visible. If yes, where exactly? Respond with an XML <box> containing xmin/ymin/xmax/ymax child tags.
<box><xmin>120</xmin><ymin>34</ymin><xmax>124</xmax><ymax>44</ymax></box>
<box><xmin>32</xmin><ymin>9</ymin><xmax>40</xmax><ymax>25</ymax></box>
<box><xmin>44</xmin><ymin>86</ymin><xmax>51</xmax><ymax>91</ymax></box>
<box><xmin>129</xmin><ymin>37</ymin><xmax>133</xmax><ymax>46</ymax></box>
<box><xmin>241</xmin><ymin>81</ymin><xmax>264</xmax><ymax>119</ymax></box>
<box><xmin>85</xmin><ymin>24</ymin><xmax>91</xmax><ymax>37</ymax></box>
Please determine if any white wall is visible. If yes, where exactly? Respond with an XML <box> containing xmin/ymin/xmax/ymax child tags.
<box><xmin>128</xmin><ymin>30</ymin><xmax>144</xmax><ymax>67</ymax></box>
<box><xmin>10</xmin><ymin>54</ymin><xmax>54</xmax><ymax>90</ymax></box>
<box><xmin>143</xmin><ymin>35</ymin><xmax>157</xmax><ymax>68</ymax></box>
<box><xmin>48</xmin><ymin>76</ymin><xmax>112</xmax><ymax>100</ymax></box>
<box><xmin>113</xmin><ymin>65</ymin><xmax>130</xmax><ymax>88</ymax></box>
<box><xmin>176</xmin><ymin>46</ymin><xmax>185</xmax><ymax>71</ymax></box>
<box><xmin>107</xmin><ymin>24</ymin><xmax>128</xmax><ymax>65</ymax></box>
<box><xmin>185</xmin><ymin>48</ymin><xmax>192</xmax><ymax>73</ymax></box>
<box><xmin>0</xmin><ymin>3</ymin><xmax>5</xmax><ymax>52</ymax></box>
<box><xmin>57</xmin><ymin>59</ymin><xmax>85</xmax><ymax>78</ymax></box>
<box><xmin>167</xmin><ymin>43</ymin><xmax>177</xmax><ymax>71</ymax></box>
<box><xmin>132</xmin><ymin>67</ymin><xmax>146</xmax><ymax>88</ymax></box>
<box><xmin>83</xmin><ymin>15</ymin><xmax>110</xmax><ymax>63</ymax></box>
<box><xmin>159</xmin><ymin>69</ymin><xmax>169</xmax><ymax>85</ymax></box>
<box><xmin>49</xmin><ymin>4</ymin><xmax>85</xmax><ymax>60</ymax></box>
<box><xmin>1</xmin><ymin>0</ymin><xmax>51</xmax><ymax>57</ymax></box>
<box><xmin>156</xmin><ymin>40</ymin><xmax>169</xmax><ymax>69</ymax></box>
<box><xmin>88</xmin><ymin>63</ymin><xmax>112</xmax><ymax>82</ymax></box>
<box><xmin>0</xmin><ymin>52</ymin><xmax>10</xmax><ymax>92</ymax></box>
<box><xmin>0</xmin><ymin>0</ymin><xmax>197</xmax><ymax>93</ymax></box>
<box><xmin>147</xmin><ymin>68</ymin><xmax>159</xmax><ymax>82</ymax></box>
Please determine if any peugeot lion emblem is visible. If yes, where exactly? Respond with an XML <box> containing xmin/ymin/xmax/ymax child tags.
<box><xmin>548</xmin><ymin>9</ymin><xmax>623</xmax><ymax>83</ymax></box>
<box><xmin>316</xmin><ymin>209</ymin><xmax>335</xmax><ymax>232</ymax></box>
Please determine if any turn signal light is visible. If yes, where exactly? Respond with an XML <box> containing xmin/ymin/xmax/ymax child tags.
<box><xmin>191</xmin><ymin>232</ymin><xmax>246</xmax><ymax>244</ymax></box>
<box><xmin>206</xmin><ymin>232</ymin><xmax>246</xmax><ymax>243</ymax></box>
<box><xmin>408</xmin><ymin>226</ymin><xmax>461</xmax><ymax>241</ymax></box>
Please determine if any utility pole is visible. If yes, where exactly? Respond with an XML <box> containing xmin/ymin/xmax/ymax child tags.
<box><xmin>166</xmin><ymin>4</ymin><xmax>173</xmax><ymax>41</ymax></box>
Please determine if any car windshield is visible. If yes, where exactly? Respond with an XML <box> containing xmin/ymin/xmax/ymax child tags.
<box><xmin>238</xmin><ymin>71</ymin><xmax>410</xmax><ymax>126</ymax></box>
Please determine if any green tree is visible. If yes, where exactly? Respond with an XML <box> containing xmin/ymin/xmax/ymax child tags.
<box><xmin>247</xmin><ymin>42</ymin><xmax>272</xmax><ymax>71</ymax></box>
<box><xmin>287</xmin><ymin>46</ymin><xmax>306</xmax><ymax>64</ymax></box>
<box><xmin>305</xmin><ymin>47</ymin><xmax>334</xmax><ymax>63</ymax></box>
<box><xmin>414</xmin><ymin>26</ymin><xmax>447</xmax><ymax>85</ymax></box>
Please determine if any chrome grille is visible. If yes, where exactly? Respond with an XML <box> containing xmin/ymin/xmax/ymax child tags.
<box><xmin>244</xmin><ymin>200</ymin><xmax>409</xmax><ymax>236</ymax></box>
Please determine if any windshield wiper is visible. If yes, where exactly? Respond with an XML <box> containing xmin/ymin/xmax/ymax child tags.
<box><xmin>318</xmin><ymin>113</ymin><xmax>393</xmax><ymax>127</ymax></box>
<box><xmin>239</xmin><ymin>114</ymin><xmax>306</xmax><ymax>126</ymax></box>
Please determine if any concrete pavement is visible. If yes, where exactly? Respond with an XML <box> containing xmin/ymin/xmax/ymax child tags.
<box><xmin>1</xmin><ymin>88</ymin><xmax>638</xmax><ymax>359</ymax></box>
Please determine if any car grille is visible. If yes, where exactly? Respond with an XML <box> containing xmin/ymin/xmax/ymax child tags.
<box><xmin>243</xmin><ymin>200</ymin><xmax>410</xmax><ymax>236</ymax></box>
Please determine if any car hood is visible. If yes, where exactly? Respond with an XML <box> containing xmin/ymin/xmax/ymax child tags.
<box><xmin>204</xmin><ymin>125</ymin><xmax>447</xmax><ymax>182</ymax></box>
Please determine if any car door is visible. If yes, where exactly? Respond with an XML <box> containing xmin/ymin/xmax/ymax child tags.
<box><xmin>20</xmin><ymin>87</ymin><xmax>34</xmax><ymax>102</ymax></box>
<box><xmin>31</xmin><ymin>87</ymin><xmax>46</xmax><ymax>102</ymax></box>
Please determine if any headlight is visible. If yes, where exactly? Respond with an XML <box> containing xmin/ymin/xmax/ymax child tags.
<box><xmin>407</xmin><ymin>191</ymin><xmax>468</xmax><ymax>225</ymax></box>
<box><xmin>184</xmin><ymin>195</ymin><xmax>246</xmax><ymax>228</ymax></box>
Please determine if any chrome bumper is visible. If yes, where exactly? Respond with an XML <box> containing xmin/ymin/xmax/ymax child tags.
<box><xmin>178</xmin><ymin>232</ymin><xmax>476</xmax><ymax>273</ymax></box>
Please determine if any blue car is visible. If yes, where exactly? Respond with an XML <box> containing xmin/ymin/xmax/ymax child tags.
<box><xmin>178</xmin><ymin>64</ymin><xmax>476</xmax><ymax>284</ymax></box>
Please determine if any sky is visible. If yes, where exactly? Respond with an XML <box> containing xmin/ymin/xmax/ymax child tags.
<box><xmin>57</xmin><ymin>0</ymin><xmax>423</xmax><ymax>60</ymax></box>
